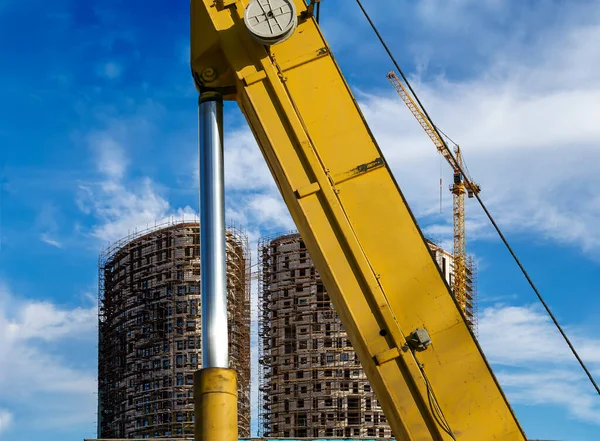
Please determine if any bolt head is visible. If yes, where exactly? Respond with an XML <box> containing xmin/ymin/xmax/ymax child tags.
<box><xmin>201</xmin><ymin>67</ymin><xmax>217</xmax><ymax>82</ymax></box>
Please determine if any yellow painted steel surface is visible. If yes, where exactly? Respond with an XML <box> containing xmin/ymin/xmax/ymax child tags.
<box><xmin>191</xmin><ymin>1</ymin><xmax>528</xmax><ymax>440</ymax></box>
<box><xmin>194</xmin><ymin>368</ymin><xmax>238</xmax><ymax>441</ymax></box>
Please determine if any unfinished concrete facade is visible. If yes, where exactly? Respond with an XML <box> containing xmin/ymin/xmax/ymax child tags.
<box><xmin>426</xmin><ymin>239</ymin><xmax>478</xmax><ymax>333</ymax></box>
<box><xmin>98</xmin><ymin>220</ymin><xmax>250</xmax><ymax>439</ymax></box>
<box><xmin>258</xmin><ymin>233</ymin><xmax>393</xmax><ymax>438</ymax></box>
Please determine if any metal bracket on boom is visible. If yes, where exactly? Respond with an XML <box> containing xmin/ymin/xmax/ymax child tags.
<box><xmin>406</xmin><ymin>328</ymin><xmax>432</xmax><ymax>352</ymax></box>
<box><xmin>215</xmin><ymin>0</ymin><xmax>236</xmax><ymax>10</ymax></box>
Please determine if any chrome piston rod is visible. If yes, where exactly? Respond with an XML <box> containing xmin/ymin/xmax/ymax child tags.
<box><xmin>198</xmin><ymin>92</ymin><xmax>228</xmax><ymax>369</ymax></box>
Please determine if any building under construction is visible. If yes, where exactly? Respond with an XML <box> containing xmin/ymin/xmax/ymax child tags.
<box><xmin>98</xmin><ymin>220</ymin><xmax>250</xmax><ymax>439</ymax></box>
<box><xmin>426</xmin><ymin>239</ymin><xmax>478</xmax><ymax>332</ymax></box>
<box><xmin>258</xmin><ymin>232</ymin><xmax>478</xmax><ymax>438</ymax></box>
<box><xmin>258</xmin><ymin>233</ymin><xmax>393</xmax><ymax>438</ymax></box>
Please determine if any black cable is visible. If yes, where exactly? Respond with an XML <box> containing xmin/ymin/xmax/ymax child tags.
<box><xmin>473</xmin><ymin>191</ymin><xmax>600</xmax><ymax>396</ymax></box>
<box><xmin>353</xmin><ymin>0</ymin><xmax>600</xmax><ymax>397</ymax></box>
<box><xmin>420</xmin><ymin>361</ymin><xmax>457</xmax><ymax>440</ymax></box>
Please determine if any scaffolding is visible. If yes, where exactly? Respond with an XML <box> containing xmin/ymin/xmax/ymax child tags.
<box><xmin>427</xmin><ymin>238</ymin><xmax>478</xmax><ymax>333</ymax></box>
<box><xmin>467</xmin><ymin>255</ymin><xmax>479</xmax><ymax>336</ymax></box>
<box><xmin>258</xmin><ymin>232</ymin><xmax>393</xmax><ymax>439</ymax></box>
<box><xmin>98</xmin><ymin>219</ymin><xmax>250</xmax><ymax>439</ymax></box>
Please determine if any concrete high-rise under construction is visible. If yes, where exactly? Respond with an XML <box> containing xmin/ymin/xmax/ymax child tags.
<box><xmin>258</xmin><ymin>233</ymin><xmax>392</xmax><ymax>438</ymax></box>
<box><xmin>97</xmin><ymin>221</ymin><xmax>250</xmax><ymax>439</ymax></box>
<box><xmin>426</xmin><ymin>239</ymin><xmax>478</xmax><ymax>332</ymax></box>
<box><xmin>258</xmin><ymin>232</ymin><xmax>477</xmax><ymax>438</ymax></box>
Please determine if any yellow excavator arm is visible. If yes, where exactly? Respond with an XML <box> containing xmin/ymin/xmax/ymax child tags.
<box><xmin>191</xmin><ymin>1</ymin><xmax>527</xmax><ymax>440</ymax></box>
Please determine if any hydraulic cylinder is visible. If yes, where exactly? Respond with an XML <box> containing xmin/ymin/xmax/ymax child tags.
<box><xmin>195</xmin><ymin>91</ymin><xmax>238</xmax><ymax>441</ymax></box>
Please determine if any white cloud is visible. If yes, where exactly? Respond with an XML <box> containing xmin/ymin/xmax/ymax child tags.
<box><xmin>36</xmin><ymin>203</ymin><xmax>64</xmax><ymax>249</ymax></box>
<box><xmin>98</xmin><ymin>61</ymin><xmax>122</xmax><ymax>80</ymax></box>
<box><xmin>496</xmin><ymin>369</ymin><xmax>600</xmax><ymax>425</ymax></box>
<box><xmin>82</xmin><ymin>175</ymin><xmax>185</xmax><ymax>243</ymax></box>
<box><xmin>247</xmin><ymin>194</ymin><xmax>294</xmax><ymax>230</ymax></box>
<box><xmin>0</xmin><ymin>282</ymin><xmax>97</xmax><ymax>430</ymax></box>
<box><xmin>77</xmin><ymin>125</ymin><xmax>196</xmax><ymax>244</ymax></box>
<box><xmin>6</xmin><ymin>300</ymin><xmax>96</xmax><ymax>343</ymax></box>
<box><xmin>478</xmin><ymin>304</ymin><xmax>600</xmax><ymax>425</ymax></box>
<box><xmin>91</xmin><ymin>132</ymin><xmax>129</xmax><ymax>180</ymax></box>
<box><xmin>224</xmin><ymin>129</ymin><xmax>275</xmax><ymax>192</ymax></box>
<box><xmin>352</xmin><ymin>15</ymin><xmax>600</xmax><ymax>255</ymax></box>
<box><xmin>40</xmin><ymin>233</ymin><xmax>62</xmax><ymax>248</ymax></box>
<box><xmin>221</xmin><ymin>126</ymin><xmax>297</xmax><ymax>253</ymax></box>
<box><xmin>416</xmin><ymin>0</ymin><xmax>509</xmax><ymax>30</ymax></box>
<box><xmin>480</xmin><ymin>304</ymin><xmax>600</xmax><ymax>365</ymax></box>
<box><xmin>0</xmin><ymin>410</ymin><xmax>13</xmax><ymax>436</ymax></box>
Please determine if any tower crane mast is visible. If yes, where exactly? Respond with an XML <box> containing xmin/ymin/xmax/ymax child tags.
<box><xmin>386</xmin><ymin>70</ymin><xmax>481</xmax><ymax>324</ymax></box>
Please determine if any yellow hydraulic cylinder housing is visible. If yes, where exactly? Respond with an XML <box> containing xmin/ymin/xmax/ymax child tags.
<box><xmin>191</xmin><ymin>1</ymin><xmax>529</xmax><ymax>440</ymax></box>
<box><xmin>194</xmin><ymin>368</ymin><xmax>238</xmax><ymax>441</ymax></box>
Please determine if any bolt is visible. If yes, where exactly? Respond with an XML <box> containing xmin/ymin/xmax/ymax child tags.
<box><xmin>201</xmin><ymin>67</ymin><xmax>217</xmax><ymax>82</ymax></box>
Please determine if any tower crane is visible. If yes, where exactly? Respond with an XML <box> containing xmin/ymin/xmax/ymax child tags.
<box><xmin>386</xmin><ymin>70</ymin><xmax>481</xmax><ymax>326</ymax></box>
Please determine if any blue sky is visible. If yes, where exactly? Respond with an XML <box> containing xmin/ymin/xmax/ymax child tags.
<box><xmin>1</xmin><ymin>0</ymin><xmax>599</xmax><ymax>440</ymax></box>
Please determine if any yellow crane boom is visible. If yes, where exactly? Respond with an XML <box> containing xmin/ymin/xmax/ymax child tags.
<box><xmin>191</xmin><ymin>1</ymin><xmax>524</xmax><ymax>440</ymax></box>
<box><xmin>386</xmin><ymin>70</ymin><xmax>481</xmax><ymax>326</ymax></box>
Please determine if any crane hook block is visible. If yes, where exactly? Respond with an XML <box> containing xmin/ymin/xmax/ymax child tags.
<box><xmin>244</xmin><ymin>0</ymin><xmax>298</xmax><ymax>45</ymax></box>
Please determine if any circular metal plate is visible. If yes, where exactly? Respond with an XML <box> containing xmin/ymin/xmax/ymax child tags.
<box><xmin>244</xmin><ymin>0</ymin><xmax>298</xmax><ymax>45</ymax></box>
